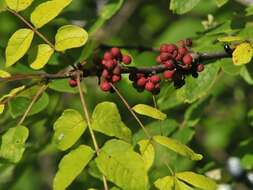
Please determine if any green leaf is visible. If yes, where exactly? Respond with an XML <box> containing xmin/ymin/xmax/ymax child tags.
<box><xmin>138</xmin><ymin>140</ymin><xmax>155</xmax><ymax>171</ymax></box>
<box><xmin>240</xmin><ymin>66</ymin><xmax>253</xmax><ymax>85</ymax></box>
<box><xmin>5</xmin><ymin>28</ymin><xmax>34</xmax><ymax>67</ymax></box>
<box><xmin>0</xmin><ymin>104</ymin><xmax>4</xmax><ymax>114</ymax></box>
<box><xmin>0</xmin><ymin>126</ymin><xmax>29</xmax><ymax>163</ymax></box>
<box><xmin>8</xmin><ymin>92</ymin><xmax>49</xmax><ymax>118</ymax></box>
<box><xmin>153</xmin><ymin>136</ymin><xmax>203</xmax><ymax>161</ymax></box>
<box><xmin>175</xmin><ymin>179</ymin><xmax>193</xmax><ymax>190</ymax></box>
<box><xmin>246</xmin><ymin>6</ymin><xmax>253</xmax><ymax>16</ymax></box>
<box><xmin>30</xmin><ymin>44</ymin><xmax>54</xmax><ymax>70</ymax></box>
<box><xmin>95</xmin><ymin>139</ymin><xmax>149</xmax><ymax>190</ymax></box>
<box><xmin>217</xmin><ymin>36</ymin><xmax>241</xmax><ymax>42</ymax></box>
<box><xmin>53</xmin><ymin>109</ymin><xmax>87</xmax><ymax>151</ymax></box>
<box><xmin>30</xmin><ymin>0</ymin><xmax>72</xmax><ymax>28</ymax></box>
<box><xmin>177</xmin><ymin>63</ymin><xmax>220</xmax><ymax>103</ymax></box>
<box><xmin>55</xmin><ymin>25</ymin><xmax>88</xmax><ymax>52</ymax></box>
<box><xmin>132</xmin><ymin>104</ymin><xmax>167</xmax><ymax>120</ymax></box>
<box><xmin>170</xmin><ymin>0</ymin><xmax>201</xmax><ymax>14</ymax></box>
<box><xmin>215</xmin><ymin>0</ymin><xmax>229</xmax><ymax>7</ymax></box>
<box><xmin>49</xmin><ymin>78</ymin><xmax>87</xmax><ymax>93</ymax></box>
<box><xmin>0</xmin><ymin>0</ymin><xmax>7</xmax><ymax>12</ymax></box>
<box><xmin>176</xmin><ymin>172</ymin><xmax>217</xmax><ymax>190</ymax></box>
<box><xmin>91</xmin><ymin>102</ymin><xmax>131</xmax><ymax>142</ymax></box>
<box><xmin>0</xmin><ymin>70</ymin><xmax>11</xmax><ymax>78</ymax></box>
<box><xmin>232</xmin><ymin>43</ymin><xmax>253</xmax><ymax>66</ymax></box>
<box><xmin>0</xmin><ymin>85</ymin><xmax>25</xmax><ymax>102</ymax></box>
<box><xmin>5</xmin><ymin>0</ymin><xmax>33</xmax><ymax>12</ymax></box>
<box><xmin>241</xmin><ymin>154</ymin><xmax>253</xmax><ymax>170</ymax></box>
<box><xmin>99</xmin><ymin>0</ymin><xmax>124</xmax><ymax>19</ymax></box>
<box><xmin>53</xmin><ymin>145</ymin><xmax>94</xmax><ymax>190</ymax></box>
<box><xmin>154</xmin><ymin>176</ymin><xmax>174</xmax><ymax>190</ymax></box>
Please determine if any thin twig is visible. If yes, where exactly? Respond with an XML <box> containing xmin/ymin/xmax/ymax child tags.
<box><xmin>17</xmin><ymin>84</ymin><xmax>48</xmax><ymax>126</ymax></box>
<box><xmin>110</xmin><ymin>83</ymin><xmax>152</xmax><ymax>139</ymax></box>
<box><xmin>7</xmin><ymin>8</ymin><xmax>55</xmax><ymax>50</ymax></box>
<box><xmin>76</xmin><ymin>73</ymin><xmax>109</xmax><ymax>190</ymax></box>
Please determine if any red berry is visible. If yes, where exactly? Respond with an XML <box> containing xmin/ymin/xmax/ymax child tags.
<box><xmin>137</xmin><ymin>77</ymin><xmax>147</xmax><ymax>87</ymax></box>
<box><xmin>156</xmin><ymin>55</ymin><xmax>162</xmax><ymax>64</ymax></box>
<box><xmin>182</xmin><ymin>54</ymin><xmax>193</xmax><ymax>65</ymax></box>
<box><xmin>150</xmin><ymin>75</ymin><xmax>161</xmax><ymax>83</ymax></box>
<box><xmin>163</xmin><ymin>70</ymin><xmax>175</xmax><ymax>79</ymax></box>
<box><xmin>160</xmin><ymin>52</ymin><xmax>171</xmax><ymax>62</ymax></box>
<box><xmin>102</xmin><ymin>59</ymin><xmax>107</xmax><ymax>65</ymax></box>
<box><xmin>105</xmin><ymin>60</ymin><xmax>116</xmax><ymax>69</ymax></box>
<box><xmin>178</xmin><ymin>47</ymin><xmax>188</xmax><ymax>55</ymax></box>
<box><xmin>113</xmin><ymin>65</ymin><xmax>121</xmax><ymax>75</ymax></box>
<box><xmin>175</xmin><ymin>54</ymin><xmax>182</xmax><ymax>61</ymax></box>
<box><xmin>112</xmin><ymin>75</ymin><xmax>121</xmax><ymax>83</ymax></box>
<box><xmin>68</xmin><ymin>79</ymin><xmax>77</xmax><ymax>87</ymax></box>
<box><xmin>160</xmin><ymin>44</ymin><xmax>168</xmax><ymax>52</ymax></box>
<box><xmin>164</xmin><ymin>60</ymin><xmax>174</xmax><ymax>69</ymax></box>
<box><xmin>103</xmin><ymin>52</ymin><xmax>113</xmax><ymax>60</ymax></box>
<box><xmin>167</xmin><ymin>44</ymin><xmax>177</xmax><ymax>53</ymax></box>
<box><xmin>122</xmin><ymin>55</ymin><xmax>132</xmax><ymax>65</ymax></box>
<box><xmin>110</xmin><ymin>47</ymin><xmax>121</xmax><ymax>58</ymax></box>
<box><xmin>102</xmin><ymin>69</ymin><xmax>110</xmax><ymax>78</ymax></box>
<box><xmin>100</xmin><ymin>81</ymin><xmax>111</xmax><ymax>91</ymax></box>
<box><xmin>137</xmin><ymin>73</ymin><xmax>145</xmax><ymax>78</ymax></box>
<box><xmin>145</xmin><ymin>81</ymin><xmax>155</xmax><ymax>92</ymax></box>
<box><xmin>197</xmin><ymin>64</ymin><xmax>204</xmax><ymax>72</ymax></box>
<box><xmin>172</xmin><ymin>50</ymin><xmax>178</xmax><ymax>58</ymax></box>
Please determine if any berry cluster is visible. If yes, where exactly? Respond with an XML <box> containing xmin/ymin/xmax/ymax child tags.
<box><xmin>99</xmin><ymin>48</ymin><xmax>132</xmax><ymax>92</ymax></box>
<box><xmin>129</xmin><ymin>73</ymin><xmax>161</xmax><ymax>95</ymax></box>
<box><xmin>156</xmin><ymin>39</ymin><xmax>204</xmax><ymax>88</ymax></box>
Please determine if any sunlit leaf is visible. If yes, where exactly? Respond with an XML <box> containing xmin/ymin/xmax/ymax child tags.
<box><xmin>53</xmin><ymin>145</ymin><xmax>94</xmax><ymax>190</ymax></box>
<box><xmin>176</xmin><ymin>171</ymin><xmax>217</xmax><ymax>190</ymax></box>
<box><xmin>153</xmin><ymin>136</ymin><xmax>203</xmax><ymax>160</ymax></box>
<box><xmin>170</xmin><ymin>0</ymin><xmax>201</xmax><ymax>14</ymax></box>
<box><xmin>138</xmin><ymin>140</ymin><xmax>155</xmax><ymax>171</ymax></box>
<box><xmin>95</xmin><ymin>139</ymin><xmax>149</xmax><ymax>190</ymax></box>
<box><xmin>132</xmin><ymin>104</ymin><xmax>167</xmax><ymax>120</ymax></box>
<box><xmin>232</xmin><ymin>43</ymin><xmax>253</xmax><ymax>66</ymax></box>
<box><xmin>53</xmin><ymin>109</ymin><xmax>87</xmax><ymax>151</ymax></box>
<box><xmin>30</xmin><ymin>44</ymin><xmax>54</xmax><ymax>70</ymax></box>
<box><xmin>0</xmin><ymin>126</ymin><xmax>29</xmax><ymax>163</ymax></box>
<box><xmin>5</xmin><ymin>0</ymin><xmax>33</xmax><ymax>12</ymax></box>
<box><xmin>5</xmin><ymin>28</ymin><xmax>34</xmax><ymax>67</ymax></box>
<box><xmin>215</xmin><ymin>0</ymin><xmax>229</xmax><ymax>7</ymax></box>
<box><xmin>92</xmin><ymin>102</ymin><xmax>131</xmax><ymax>142</ymax></box>
<box><xmin>55</xmin><ymin>25</ymin><xmax>88</xmax><ymax>52</ymax></box>
<box><xmin>217</xmin><ymin>36</ymin><xmax>241</xmax><ymax>42</ymax></box>
<box><xmin>30</xmin><ymin>0</ymin><xmax>72</xmax><ymax>28</ymax></box>
<box><xmin>0</xmin><ymin>70</ymin><xmax>11</xmax><ymax>78</ymax></box>
<box><xmin>154</xmin><ymin>176</ymin><xmax>174</xmax><ymax>190</ymax></box>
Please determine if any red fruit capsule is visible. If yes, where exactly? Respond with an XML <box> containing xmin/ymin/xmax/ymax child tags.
<box><xmin>100</xmin><ymin>81</ymin><xmax>111</xmax><ymax>91</ymax></box>
<box><xmin>167</xmin><ymin>44</ymin><xmax>177</xmax><ymax>53</ymax></box>
<box><xmin>150</xmin><ymin>75</ymin><xmax>161</xmax><ymax>83</ymax></box>
<box><xmin>105</xmin><ymin>60</ymin><xmax>116</xmax><ymax>69</ymax></box>
<box><xmin>103</xmin><ymin>52</ymin><xmax>113</xmax><ymax>60</ymax></box>
<box><xmin>178</xmin><ymin>47</ymin><xmax>188</xmax><ymax>56</ymax></box>
<box><xmin>122</xmin><ymin>55</ymin><xmax>132</xmax><ymax>65</ymax></box>
<box><xmin>156</xmin><ymin>55</ymin><xmax>162</xmax><ymax>64</ymax></box>
<box><xmin>178</xmin><ymin>40</ymin><xmax>185</xmax><ymax>47</ymax></box>
<box><xmin>197</xmin><ymin>64</ymin><xmax>205</xmax><ymax>72</ymax></box>
<box><xmin>137</xmin><ymin>77</ymin><xmax>147</xmax><ymax>87</ymax></box>
<box><xmin>160</xmin><ymin>53</ymin><xmax>171</xmax><ymax>62</ymax></box>
<box><xmin>145</xmin><ymin>81</ymin><xmax>155</xmax><ymax>92</ymax></box>
<box><xmin>69</xmin><ymin>79</ymin><xmax>77</xmax><ymax>87</ymax></box>
<box><xmin>102</xmin><ymin>69</ymin><xmax>110</xmax><ymax>78</ymax></box>
<box><xmin>182</xmin><ymin>54</ymin><xmax>193</xmax><ymax>65</ymax></box>
<box><xmin>113</xmin><ymin>65</ymin><xmax>121</xmax><ymax>75</ymax></box>
<box><xmin>164</xmin><ymin>60</ymin><xmax>174</xmax><ymax>69</ymax></box>
<box><xmin>163</xmin><ymin>70</ymin><xmax>175</xmax><ymax>79</ymax></box>
<box><xmin>112</xmin><ymin>75</ymin><xmax>121</xmax><ymax>83</ymax></box>
<box><xmin>185</xmin><ymin>38</ymin><xmax>193</xmax><ymax>47</ymax></box>
<box><xmin>110</xmin><ymin>47</ymin><xmax>121</xmax><ymax>58</ymax></box>
<box><xmin>160</xmin><ymin>44</ymin><xmax>169</xmax><ymax>52</ymax></box>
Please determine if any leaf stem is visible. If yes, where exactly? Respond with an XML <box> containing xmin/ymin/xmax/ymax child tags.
<box><xmin>110</xmin><ymin>83</ymin><xmax>152</xmax><ymax>139</ymax></box>
<box><xmin>76</xmin><ymin>73</ymin><xmax>109</xmax><ymax>190</ymax></box>
<box><xmin>17</xmin><ymin>84</ymin><xmax>48</xmax><ymax>126</ymax></box>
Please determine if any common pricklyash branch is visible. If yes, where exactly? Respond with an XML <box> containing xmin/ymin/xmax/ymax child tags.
<box><xmin>1</xmin><ymin>39</ymin><xmax>233</xmax><ymax>95</ymax></box>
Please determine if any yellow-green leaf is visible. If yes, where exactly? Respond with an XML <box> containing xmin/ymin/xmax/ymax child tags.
<box><xmin>0</xmin><ymin>85</ymin><xmax>25</xmax><ymax>102</ymax></box>
<box><xmin>0</xmin><ymin>70</ymin><xmax>11</xmax><ymax>78</ymax></box>
<box><xmin>138</xmin><ymin>140</ymin><xmax>155</xmax><ymax>171</ymax></box>
<box><xmin>55</xmin><ymin>25</ymin><xmax>88</xmax><ymax>52</ymax></box>
<box><xmin>30</xmin><ymin>44</ymin><xmax>54</xmax><ymax>70</ymax></box>
<box><xmin>176</xmin><ymin>172</ymin><xmax>217</xmax><ymax>190</ymax></box>
<box><xmin>5</xmin><ymin>0</ymin><xmax>33</xmax><ymax>12</ymax></box>
<box><xmin>175</xmin><ymin>179</ymin><xmax>193</xmax><ymax>190</ymax></box>
<box><xmin>5</xmin><ymin>28</ymin><xmax>34</xmax><ymax>67</ymax></box>
<box><xmin>153</xmin><ymin>136</ymin><xmax>203</xmax><ymax>161</ymax></box>
<box><xmin>0</xmin><ymin>125</ymin><xmax>29</xmax><ymax>163</ymax></box>
<box><xmin>53</xmin><ymin>145</ymin><xmax>94</xmax><ymax>190</ymax></box>
<box><xmin>154</xmin><ymin>176</ymin><xmax>174</xmax><ymax>190</ymax></box>
<box><xmin>217</xmin><ymin>36</ymin><xmax>241</xmax><ymax>42</ymax></box>
<box><xmin>132</xmin><ymin>104</ymin><xmax>167</xmax><ymax>120</ymax></box>
<box><xmin>232</xmin><ymin>43</ymin><xmax>253</xmax><ymax>66</ymax></box>
<box><xmin>30</xmin><ymin>0</ymin><xmax>72</xmax><ymax>28</ymax></box>
<box><xmin>53</xmin><ymin>109</ymin><xmax>87</xmax><ymax>151</ymax></box>
<box><xmin>0</xmin><ymin>104</ymin><xmax>4</xmax><ymax>114</ymax></box>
